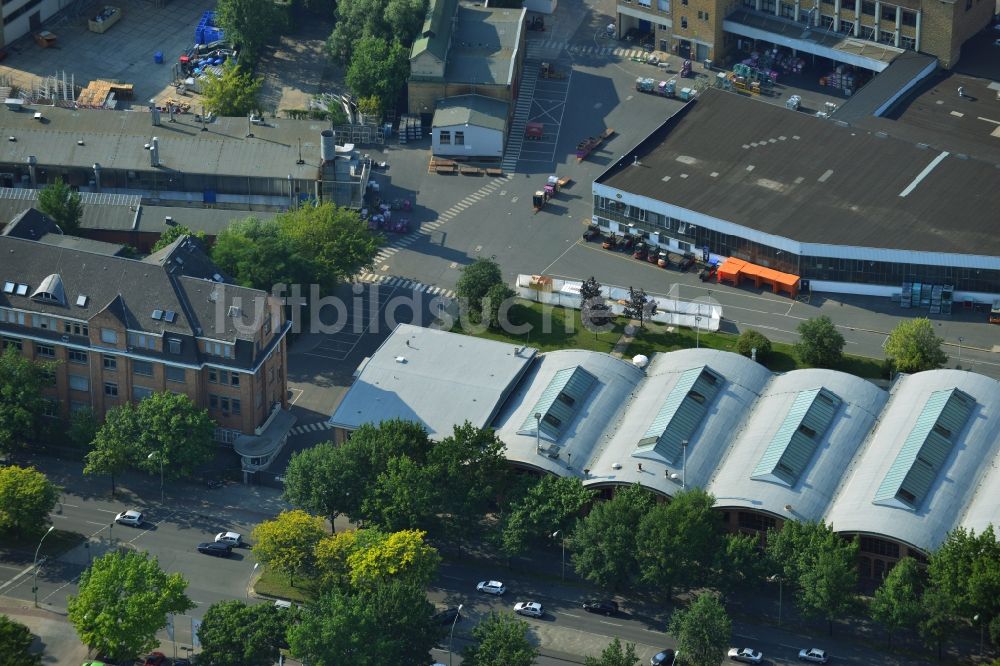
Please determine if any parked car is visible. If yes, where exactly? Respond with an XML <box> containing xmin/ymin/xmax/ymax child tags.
<box><xmin>433</xmin><ymin>607</ymin><xmax>462</xmax><ymax>624</ymax></box>
<box><xmin>633</xmin><ymin>243</ymin><xmax>648</xmax><ymax>260</ymax></box>
<box><xmin>728</xmin><ymin>647</ymin><xmax>763</xmax><ymax>664</ymax></box>
<box><xmin>583</xmin><ymin>225</ymin><xmax>602</xmax><ymax>242</ymax></box>
<box><xmin>114</xmin><ymin>510</ymin><xmax>143</xmax><ymax>527</ymax></box>
<box><xmin>798</xmin><ymin>648</ymin><xmax>829</xmax><ymax>663</ymax></box>
<box><xmin>650</xmin><ymin>648</ymin><xmax>675</xmax><ymax>665</ymax></box>
<box><xmin>476</xmin><ymin>580</ymin><xmax>506</xmax><ymax>595</ymax></box>
<box><xmin>215</xmin><ymin>531</ymin><xmax>242</xmax><ymax>547</ymax></box>
<box><xmin>513</xmin><ymin>601</ymin><xmax>544</xmax><ymax>618</ymax></box>
<box><xmin>142</xmin><ymin>653</ymin><xmax>168</xmax><ymax>666</ymax></box>
<box><xmin>583</xmin><ymin>599</ymin><xmax>619</xmax><ymax>616</ymax></box>
<box><xmin>197</xmin><ymin>541</ymin><xmax>233</xmax><ymax>557</ymax></box>
<box><xmin>679</xmin><ymin>255</ymin><xmax>696</xmax><ymax>271</ymax></box>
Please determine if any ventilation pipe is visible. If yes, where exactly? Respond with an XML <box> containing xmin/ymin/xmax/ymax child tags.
<box><xmin>93</xmin><ymin>163</ymin><xmax>102</xmax><ymax>191</ymax></box>
<box><xmin>246</xmin><ymin>114</ymin><xmax>254</xmax><ymax>139</ymax></box>
<box><xmin>168</xmin><ymin>104</ymin><xmax>175</xmax><ymax>123</ymax></box>
<box><xmin>150</xmin><ymin>99</ymin><xmax>161</xmax><ymax>126</ymax></box>
<box><xmin>320</xmin><ymin>129</ymin><xmax>335</xmax><ymax>164</ymax></box>
<box><xmin>150</xmin><ymin>137</ymin><xmax>160</xmax><ymax>167</ymax></box>
<box><xmin>288</xmin><ymin>174</ymin><xmax>294</xmax><ymax>208</ymax></box>
<box><xmin>26</xmin><ymin>155</ymin><xmax>37</xmax><ymax>187</ymax></box>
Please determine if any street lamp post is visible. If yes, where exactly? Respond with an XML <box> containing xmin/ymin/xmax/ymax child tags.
<box><xmin>768</xmin><ymin>574</ymin><xmax>783</xmax><ymax>626</ymax></box>
<box><xmin>552</xmin><ymin>530</ymin><xmax>565</xmax><ymax>580</ymax></box>
<box><xmin>958</xmin><ymin>337</ymin><xmax>964</xmax><ymax>368</ymax></box>
<box><xmin>148</xmin><ymin>451</ymin><xmax>164</xmax><ymax>503</ymax></box>
<box><xmin>694</xmin><ymin>316</ymin><xmax>702</xmax><ymax>348</ymax></box>
<box><xmin>246</xmin><ymin>562</ymin><xmax>260</xmax><ymax>599</ymax></box>
<box><xmin>974</xmin><ymin>613</ymin><xmax>984</xmax><ymax>657</ymax></box>
<box><xmin>534</xmin><ymin>412</ymin><xmax>542</xmax><ymax>454</ymax></box>
<box><xmin>448</xmin><ymin>603</ymin><xmax>464</xmax><ymax>666</ymax></box>
<box><xmin>681</xmin><ymin>440</ymin><xmax>688</xmax><ymax>489</ymax></box>
<box><xmin>33</xmin><ymin>525</ymin><xmax>55</xmax><ymax>607</ymax></box>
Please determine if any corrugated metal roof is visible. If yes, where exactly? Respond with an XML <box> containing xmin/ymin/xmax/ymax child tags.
<box><xmin>752</xmin><ymin>387</ymin><xmax>842</xmax><ymax>487</ymax></box>
<box><xmin>518</xmin><ymin>365</ymin><xmax>597</xmax><ymax>442</ymax></box>
<box><xmin>874</xmin><ymin>387</ymin><xmax>975</xmax><ymax>510</ymax></box>
<box><xmin>636</xmin><ymin>365</ymin><xmax>723</xmax><ymax>463</ymax></box>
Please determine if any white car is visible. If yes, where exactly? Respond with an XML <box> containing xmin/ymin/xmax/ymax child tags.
<box><xmin>728</xmin><ymin>647</ymin><xmax>763</xmax><ymax>664</ymax></box>
<box><xmin>215</xmin><ymin>531</ymin><xmax>242</xmax><ymax>547</ymax></box>
<box><xmin>115</xmin><ymin>510</ymin><xmax>143</xmax><ymax>527</ymax></box>
<box><xmin>799</xmin><ymin>648</ymin><xmax>829</xmax><ymax>663</ymax></box>
<box><xmin>513</xmin><ymin>601</ymin><xmax>543</xmax><ymax>617</ymax></box>
<box><xmin>476</xmin><ymin>580</ymin><xmax>506</xmax><ymax>595</ymax></box>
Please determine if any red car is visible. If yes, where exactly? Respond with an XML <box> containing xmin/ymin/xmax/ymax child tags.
<box><xmin>143</xmin><ymin>652</ymin><xmax>168</xmax><ymax>666</ymax></box>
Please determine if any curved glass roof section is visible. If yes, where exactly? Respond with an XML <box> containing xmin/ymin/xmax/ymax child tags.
<box><xmin>635</xmin><ymin>365</ymin><xmax>724</xmax><ymax>463</ymax></box>
<box><xmin>873</xmin><ymin>387</ymin><xmax>975</xmax><ymax>510</ymax></box>
<box><xmin>751</xmin><ymin>387</ymin><xmax>842</xmax><ymax>487</ymax></box>
<box><xmin>517</xmin><ymin>365</ymin><xmax>597</xmax><ymax>442</ymax></box>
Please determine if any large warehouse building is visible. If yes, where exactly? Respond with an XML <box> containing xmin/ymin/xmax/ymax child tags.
<box><xmin>331</xmin><ymin>325</ymin><xmax>1000</xmax><ymax>581</ymax></box>
<box><xmin>590</xmin><ymin>88</ymin><xmax>1000</xmax><ymax>303</ymax></box>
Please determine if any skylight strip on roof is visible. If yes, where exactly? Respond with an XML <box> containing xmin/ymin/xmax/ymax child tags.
<box><xmin>751</xmin><ymin>387</ymin><xmax>842</xmax><ymax>486</ymax></box>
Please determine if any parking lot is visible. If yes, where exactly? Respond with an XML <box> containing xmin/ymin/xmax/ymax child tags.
<box><xmin>520</xmin><ymin>59</ymin><xmax>574</xmax><ymax>165</ymax></box>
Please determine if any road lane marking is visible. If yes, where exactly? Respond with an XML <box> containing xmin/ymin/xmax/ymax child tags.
<box><xmin>599</xmin><ymin>620</ymin><xmax>624</xmax><ymax>626</ymax></box>
<box><xmin>85</xmin><ymin>520</ymin><xmax>107</xmax><ymax>526</ymax></box>
<box><xmin>560</xmin><ymin>612</ymin><xmax>583</xmax><ymax>618</ymax></box>
<box><xmin>60</xmin><ymin>503</ymin><xmax>79</xmax><ymax>508</ymax></box>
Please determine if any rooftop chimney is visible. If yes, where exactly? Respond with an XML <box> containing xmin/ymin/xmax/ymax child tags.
<box><xmin>150</xmin><ymin>137</ymin><xmax>160</xmax><ymax>167</ymax></box>
<box><xmin>26</xmin><ymin>155</ymin><xmax>37</xmax><ymax>187</ymax></box>
<box><xmin>93</xmin><ymin>163</ymin><xmax>102</xmax><ymax>191</ymax></box>
<box><xmin>150</xmin><ymin>99</ymin><xmax>161</xmax><ymax>126</ymax></box>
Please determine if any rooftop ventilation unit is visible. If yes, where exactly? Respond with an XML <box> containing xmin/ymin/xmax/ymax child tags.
<box><xmin>76</xmin><ymin>294</ymin><xmax>89</xmax><ymax>307</ymax></box>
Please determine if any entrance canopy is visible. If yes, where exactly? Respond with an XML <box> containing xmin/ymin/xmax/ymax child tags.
<box><xmin>723</xmin><ymin>9</ymin><xmax>901</xmax><ymax>72</ymax></box>
<box><xmin>718</xmin><ymin>257</ymin><xmax>799</xmax><ymax>298</ymax></box>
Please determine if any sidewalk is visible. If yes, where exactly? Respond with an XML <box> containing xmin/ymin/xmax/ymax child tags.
<box><xmin>0</xmin><ymin>596</ymin><xmax>89</xmax><ymax>666</ymax></box>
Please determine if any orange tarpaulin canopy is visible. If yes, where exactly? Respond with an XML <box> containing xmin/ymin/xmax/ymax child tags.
<box><xmin>717</xmin><ymin>257</ymin><xmax>799</xmax><ymax>298</ymax></box>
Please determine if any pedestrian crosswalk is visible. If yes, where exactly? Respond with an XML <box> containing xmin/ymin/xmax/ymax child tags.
<box><xmin>355</xmin><ymin>272</ymin><xmax>456</xmax><ymax>299</ymax></box>
<box><xmin>289</xmin><ymin>421</ymin><xmax>335</xmax><ymax>437</ymax></box>
<box><xmin>526</xmin><ymin>39</ymin><xmax>654</xmax><ymax>60</ymax></box>
<box><xmin>370</xmin><ymin>175</ymin><xmax>512</xmax><ymax>266</ymax></box>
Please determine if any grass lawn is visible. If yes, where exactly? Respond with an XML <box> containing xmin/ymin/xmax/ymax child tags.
<box><xmin>0</xmin><ymin>528</ymin><xmax>86</xmax><ymax>560</ymax></box>
<box><xmin>625</xmin><ymin>322</ymin><xmax>884</xmax><ymax>379</ymax></box>
<box><xmin>450</xmin><ymin>299</ymin><xmax>625</xmax><ymax>353</ymax></box>
<box><xmin>254</xmin><ymin>568</ymin><xmax>317</xmax><ymax>604</ymax></box>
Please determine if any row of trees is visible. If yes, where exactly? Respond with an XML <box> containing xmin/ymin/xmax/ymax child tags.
<box><xmin>82</xmin><ymin>392</ymin><xmax>216</xmax><ymax>495</ymax></box>
<box><xmin>795</xmin><ymin>315</ymin><xmax>947</xmax><ymax>372</ymax></box>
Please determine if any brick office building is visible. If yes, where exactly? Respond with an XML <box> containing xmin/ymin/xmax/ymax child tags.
<box><xmin>0</xmin><ymin>230</ymin><xmax>293</xmax><ymax>459</ymax></box>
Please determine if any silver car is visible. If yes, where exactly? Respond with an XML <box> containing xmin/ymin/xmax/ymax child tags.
<box><xmin>115</xmin><ymin>510</ymin><xmax>143</xmax><ymax>527</ymax></box>
<box><xmin>799</xmin><ymin>648</ymin><xmax>829</xmax><ymax>663</ymax></box>
<box><xmin>728</xmin><ymin>647</ymin><xmax>763</xmax><ymax>664</ymax></box>
<box><xmin>476</xmin><ymin>580</ymin><xmax>506</xmax><ymax>595</ymax></box>
<box><xmin>513</xmin><ymin>601</ymin><xmax>543</xmax><ymax>618</ymax></box>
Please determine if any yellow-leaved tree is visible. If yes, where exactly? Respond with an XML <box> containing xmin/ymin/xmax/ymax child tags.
<box><xmin>252</xmin><ymin>509</ymin><xmax>326</xmax><ymax>587</ymax></box>
<box><xmin>314</xmin><ymin>527</ymin><xmax>440</xmax><ymax>593</ymax></box>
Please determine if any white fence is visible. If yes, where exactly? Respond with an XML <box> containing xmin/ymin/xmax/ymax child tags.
<box><xmin>515</xmin><ymin>274</ymin><xmax>722</xmax><ymax>331</ymax></box>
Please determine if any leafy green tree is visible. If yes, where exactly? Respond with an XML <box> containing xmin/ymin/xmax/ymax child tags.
<box><xmin>463</xmin><ymin>612</ymin><xmax>538</xmax><ymax>666</ymax></box>
<box><xmin>326</xmin><ymin>0</ymin><xmax>426</xmax><ymax>64</ymax></box>
<box><xmin>797</xmin><ymin>543</ymin><xmax>859</xmax><ymax>636</ymax></box>
<box><xmin>484</xmin><ymin>283</ymin><xmax>517</xmax><ymax>330</ymax></box>
<box><xmin>365</xmin><ymin>455</ymin><xmax>439</xmax><ymax>532</ymax></box>
<box><xmin>457</xmin><ymin>257</ymin><xmax>504</xmax><ymax>321</ymax></box>
<box><xmin>356</xmin><ymin>95</ymin><xmax>382</xmax><ymax>120</ymax></box>
<box><xmin>766</xmin><ymin>520</ymin><xmax>860</xmax><ymax>633</ymax></box>
<box><xmin>0</xmin><ymin>614</ymin><xmax>41</xmax><ymax>666</ymax></box>
<box><xmin>136</xmin><ymin>393</ymin><xmax>215</xmax><ymax>479</ymax></box>
<box><xmin>0</xmin><ymin>466</ymin><xmax>60</xmax><ymax>536</ymax></box>
<box><xmin>345</xmin><ymin>37</ymin><xmax>410</xmax><ymax>110</ymax></box>
<box><xmin>37</xmin><ymin>179</ymin><xmax>83</xmax><ymax>235</ymax></box>
<box><xmin>919</xmin><ymin>583</ymin><xmax>955</xmax><ymax>661</ymax></box>
<box><xmin>795</xmin><ymin>315</ymin><xmax>845</xmax><ymax>367</ymax></box>
<box><xmin>735</xmin><ymin>329</ymin><xmax>772</xmax><ymax>360</ymax></box>
<box><xmin>197</xmin><ymin>600</ymin><xmax>290</xmax><ymax>666</ymax></box>
<box><xmin>501</xmin><ymin>475</ymin><xmax>595</xmax><ymax>558</ymax></box>
<box><xmin>572</xmin><ymin>484</ymin><xmax>655</xmax><ymax>590</ymax></box>
<box><xmin>212</xmin><ymin>217</ymin><xmax>309</xmax><ymax>291</ymax></box>
<box><xmin>584</xmin><ymin>637</ymin><xmax>639</xmax><ymax>666</ymax></box>
<box><xmin>926</xmin><ymin>525</ymin><xmax>1000</xmax><ymax>632</ymax></box>
<box><xmin>884</xmin><ymin>318</ymin><xmax>948</xmax><ymax>373</ymax></box>
<box><xmin>429</xmin><ymin>422</ymin><xmax>510</xmax><ymax>542</ymax></box>
<box><xmin>668</xmin><ymin>593</ymin><xmax>730</xmax><ymax>666</ymax></box>
<box><xmin>84</xmin><ymin>402</ymin><xmax>139</xmax><ymax>495</ymax></box>
<box><xmin>201</xmin><ymin>62</ymin><xmax>265</xmax><ymax>116</ymax></box>
<box><xmin>67</xmin><ymin>407</ymin><xmax>98</xmax><ymax>450</ymax></box>
<box><xmin>288</xmin><ymin>581</ymin><xmax>441</xmax><ymax>666</ymax></box>
<box><xmin>67</xmin><ymin>550</ymin><xmax>194</xmax><ymax>663</ymax></box>
<box><xmin>636</xmin><ymin>488</ymin><xmax>724</xmax><ymax>598</ymax></box>
<box><xmin>870</xmin><ymin>557</ymin><xmax>925</xmax><ymax>647</ymax></box>
<box><xmin>284</xmin><ymin>442</ymin><xmax>354</xmax><ymax>527</ymax></box>
<box><xmin>713</xmin><ymin>532</ymin><xmax>767</xmax><ymax>594</ymax></box>
<box><xmin>0</xmin><ymin>347</ymin><xmax>54</xmax><ymax>456</ymax></box>
<box><xmin>252</xmin><ymin>510</ymin><xmax>327</xmax><ymax>586</ymax></box>
<box><xmin>279</xmin><ymin>203</ymin><xmax>382</xmax><ymax>293</ymax></box>
<box><xmin>152</xmin><ymin>226</ymin><xmax>208</xmax><ymax>253</ymax></box>
<box><xmin>215</xmin><ymin>0</ymin><xmax>278</xmax><ymax>63</ymax></box>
